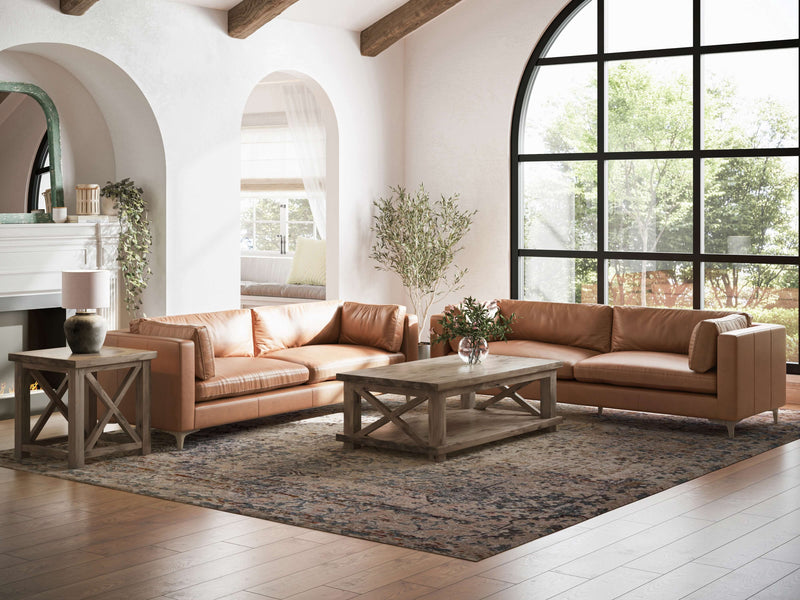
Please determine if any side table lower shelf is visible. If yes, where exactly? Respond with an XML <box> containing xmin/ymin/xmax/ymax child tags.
<box><xmin>9</xmin><ymin>346</ymin><xmax>157</xmax><ymax>469</ymax></box>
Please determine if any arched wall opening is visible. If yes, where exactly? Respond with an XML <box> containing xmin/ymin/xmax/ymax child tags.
<box><xmin>0</xmin><ymin>43</ymin><xmax>167</xmax><ymax>318</ymax></box>
<box><xmin>239</xmin><ymin>70</ymin><xmax>340</xmax><ymax>303</ymax></box>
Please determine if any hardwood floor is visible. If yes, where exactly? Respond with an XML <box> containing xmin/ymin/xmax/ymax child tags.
<box><xmin>1</xmin><ymin>411</ymin><xmax>798</xmax><ymax>599</ymax></box>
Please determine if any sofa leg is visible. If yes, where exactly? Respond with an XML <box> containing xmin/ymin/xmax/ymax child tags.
<box><xmin>162</xmin><ymin>430</ymin><xmax>197</xmax><ymax>450</ymax></box>
<box><xmin>597</xmin><ymin>406</ymin><xmax>603</xmax><ymax>416</ymax></box>
<box><xmin>725</xmin><ymin>421</ymin><xmax>735</xmax><ymax>438</ymax></box>
<box><xmin>773</xmin><ymin>409</ymin><xmax>779</xmax><ymax>424</ymax></box>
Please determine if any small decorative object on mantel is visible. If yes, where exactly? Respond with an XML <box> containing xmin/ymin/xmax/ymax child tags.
<box><xmin>62</xmin><ymin>269</ymin><xmax>110</xmax><ymax>354</ymax></box>
<box><xmin>52</xmin><ymin>206</ymin><xmax>67</xmax><ymax>223</ymax></box>
<box><xmin>76</xmin><ymin>184</ymin><xmax>100</xmax><ymax>215</ymax></box>
<box><xmin>432</xmin><ymin>297</ymin><xmax>515</xmax><ymax>365</ymax></box>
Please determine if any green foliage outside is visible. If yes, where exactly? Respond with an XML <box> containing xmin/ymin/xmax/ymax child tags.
<box><xmin>525</xmin><ymin>59</ymin><xmax>799</xmax><ymax>360</ymax></box>
<box><xmin>101</xmin><ymin>178</ymin><xmax>152</xmax><ymax>316</ymax></box>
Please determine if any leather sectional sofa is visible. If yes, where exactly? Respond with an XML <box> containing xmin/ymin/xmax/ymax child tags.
<box><xmin>102</xmin><ymin>300</ymin><xmax>418</xmax><ymax>448</ymax></box>
<box><xmin>431</xmin><ymin>299</ymin><xmax>786</xmax><ymax>437</ymax></box>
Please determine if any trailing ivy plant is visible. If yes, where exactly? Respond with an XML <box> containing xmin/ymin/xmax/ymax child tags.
<box><xmin>101</xmin><ymin>178</ymin><xmax>152</xmax><ymax>316</ymax></box>
<box><xmin>370</xmin><ymin>184</ymin><xmax>476</xmax><ymax>340</ymax></box>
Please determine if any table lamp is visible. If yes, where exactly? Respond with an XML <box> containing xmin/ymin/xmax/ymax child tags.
<box><xmin>61</xmin><ymin>270</ymin><xmax>110</xmax><ymax>354</ymax></box>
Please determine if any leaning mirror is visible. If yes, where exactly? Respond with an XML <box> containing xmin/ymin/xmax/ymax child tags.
<box><xmin>0</xmin><ymin>82</ymin><xmax>64</xmax><ymax>223</ymax></box>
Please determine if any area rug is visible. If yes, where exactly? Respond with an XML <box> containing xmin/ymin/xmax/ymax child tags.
<box><xmin>1</xmin><ymin>399</ymin><xmax>798</xmax><ymax>561</ymax></box>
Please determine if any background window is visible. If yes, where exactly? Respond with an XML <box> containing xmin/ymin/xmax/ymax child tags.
<box><xmin>512</xmin><ymin>0</ymin><xmax>800</xmax><ymax>369</ymax></box>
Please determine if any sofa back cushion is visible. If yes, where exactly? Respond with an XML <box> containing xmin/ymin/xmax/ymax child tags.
<box><xmin>252</xmin><ymin>300</ymin><xmax>341</xmax><ymax>356</ymax></box>
<box><xmin>134</xmin><ymin>309</ymin><xmax>254</xmax><ymax>357</ymax></box>
<box><xmin>688</xmin><ymin>314</ymin><xmax>750</xmax><ymax>373</ymax></box>
<box><xmin>611</xmin><ymin>306</ymin><xmax>751</xmax><ymax>354</ymax></box>
<box><xmin>497</xmin><ymin>299</ymin><xmax>613</xmax><ymax>353</ymax></box>
<box><xmin>339</xmin><ymin>302</ymin><xmax>406</xmax><ymax>353</ymax></box>
<box><xmin>137</xmin><ymin>321</ymin><xmax>216</xmax><ymax>380</ymax></box>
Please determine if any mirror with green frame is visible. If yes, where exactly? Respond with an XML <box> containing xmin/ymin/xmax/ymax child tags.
<box><xmin>0</xmin><ymin>82</ymin><xmax>64</xmax><ymax>223</ymax></box>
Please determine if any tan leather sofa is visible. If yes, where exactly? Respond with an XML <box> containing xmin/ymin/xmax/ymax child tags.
<box><xmin>431</xmin><ymin>300</ymin><xmax>785</xmax><ymax>437</ymax></box>
<box><xmin>103</xmin><ymin>300</ymin><xmax>418</xmax><ymax>448</ymax></box>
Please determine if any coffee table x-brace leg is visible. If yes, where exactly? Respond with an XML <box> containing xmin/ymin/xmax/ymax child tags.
<box><xmin>342</xmin><ymin>383</ymin><xmax>435</xmax><ymax>448</ymax></box>
<box><xmin>475</xmin><ymin>372</ymin><xmax>558</xmax><ymax>425</ymax></box>
<box><xmin>345</xmin><ymin>388</ymin><xmax>428</xmax><ymax>446</ymax></box>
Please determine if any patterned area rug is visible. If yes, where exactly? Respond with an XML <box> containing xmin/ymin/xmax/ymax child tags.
<box><xmin>1</xmin><ymin>398</ymin><xmax>798</xmax><ymax>561</ymax></box>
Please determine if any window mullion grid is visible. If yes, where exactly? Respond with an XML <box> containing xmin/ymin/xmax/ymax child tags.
<box><xmin>692</xmin><ymin>0</ymin><xmax>702</xmax><ymax>310</ymax></box>
<box><xmin>596</xmin><ymin>0</ymin><xmax>607</xmax><ymax>304</ymax></box>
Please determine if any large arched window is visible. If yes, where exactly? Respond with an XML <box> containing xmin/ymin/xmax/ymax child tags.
<box><xmin>512</xmin><ymin>0</ymin><xmax>800</xmax><ymax>370</ymax></box>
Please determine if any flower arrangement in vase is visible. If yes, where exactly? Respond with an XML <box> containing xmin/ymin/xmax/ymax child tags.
<box><xmin>432</xmin><ymin>297</ymin><xmax>515</xmax><ymax>365</ymax></box>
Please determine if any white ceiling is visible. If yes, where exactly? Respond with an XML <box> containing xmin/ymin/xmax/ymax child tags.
<box><xmin>169</xmin><ymin>0</ymin><xmax>408</xmax><ymax>32</ymax></box>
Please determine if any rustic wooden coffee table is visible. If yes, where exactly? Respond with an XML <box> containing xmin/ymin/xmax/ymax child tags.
<box><xmin>336</xmin><ymin>354</ymin><xmax>563</xmax><ymax>461</ymax></box>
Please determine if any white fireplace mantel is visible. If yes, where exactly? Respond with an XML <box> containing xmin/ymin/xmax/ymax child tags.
<box><xmin>0</xmin><ymin>222</ymin><xmax>123</xmax><ymax>329</ymax></box>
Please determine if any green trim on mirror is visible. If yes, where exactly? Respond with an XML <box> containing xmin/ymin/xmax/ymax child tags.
<box><xmin>0</xmin><ymin>82</ymin><xmax>64</xmax><ymax>209</ymax></box>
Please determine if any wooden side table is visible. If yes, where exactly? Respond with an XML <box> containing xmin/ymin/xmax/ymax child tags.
<box><xmin>9</xmin><ymin>346</ymin><xmax>157</xmax><ymax>469</ymax></box>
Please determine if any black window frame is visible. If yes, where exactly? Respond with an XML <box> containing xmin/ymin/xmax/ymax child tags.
<box><xmin>27</xmin><ymin>133</ymin><xmax>50</xmax><ymax>212</ymax></box>
<box><xmin>511</xmin><ymin>0</ymin><xmax>800</xmax><ymax>373</ymax></box>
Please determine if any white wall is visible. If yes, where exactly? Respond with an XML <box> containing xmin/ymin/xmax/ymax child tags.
<box><xmin>403</xmin><ymin>0</ymin><xmax>569</xmax><ymax>313</ymax></box>
<box><xmin>0</xmin><ymin>93</ymin><xmax>44</xmax><ymax>213</ymax></box>
<box><xmin>0</xmin><ymin>0</ymin><xmax>406</xmax><ymax>315</ymax></box>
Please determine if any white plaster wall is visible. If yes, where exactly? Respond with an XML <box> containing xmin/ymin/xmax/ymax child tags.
<box><xmin>403</xmin><ymin>0</ymin><xmax>569</xmax><ymax>313</ymax></box>
<box><xmin>0</xmin><ymin>0</ymin><xmax>405</xmax><ymax>315</ymax></box>
<box><xmin>0</xmin><ymin>94</ymin><xmax>44</xmax><ymax>213</ymax></box>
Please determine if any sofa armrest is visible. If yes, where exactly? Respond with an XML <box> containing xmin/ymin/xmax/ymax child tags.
<box><xmin>103</xmin><ymin>331</ymin><xmax>197</xmax><ymax>433</ymax></box>
<box><xmin>429</xmin><ymin>314</ymin><xmax>452</xmax><ymax>358</ymax></box>
<box><xmin>717</xmin><ymin>324</ymin><xmax>786</xmax><ymax>421</ymax></box>
<box><xmin>401</xmin><ymin>314</ymin><xmax>419</xmax><ymax>361</ymax></box>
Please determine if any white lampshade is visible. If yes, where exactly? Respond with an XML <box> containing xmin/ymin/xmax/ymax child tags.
<box><xmin>61</xmin><ymin>270</ymin><xmax>110</xmax><ymax>310</ymax></box>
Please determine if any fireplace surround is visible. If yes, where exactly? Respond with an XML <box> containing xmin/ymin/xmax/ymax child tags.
<box><xmin>0</xmin><ymin>222</ymin><xmax>122</xmax><ymax>418</ymax></box>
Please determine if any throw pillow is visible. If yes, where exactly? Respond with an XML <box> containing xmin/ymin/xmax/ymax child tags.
<box><xmin>339</xmin><ymin>302</ymin><xmax>406</xmax><ymax>353</ymax></box>
<box><xmin>688</xmin><ymin>314</ymin><xmax>750</xmax><ymax>373</ymax></box>
<box><xmin>137</xmin><ymin>321</ymin><xmax>216</xmax><ymax>380</ymax></box>
<box><xmin>287</xmin><ymin>238</ymin><xmax>326</xmax><ymax>286</ymax></box>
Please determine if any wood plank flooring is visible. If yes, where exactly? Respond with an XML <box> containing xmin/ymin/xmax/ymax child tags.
<box><xmin>1</xmin><ymin>411</ymin><xmax>799</xmax><ymax>599</ymax></box>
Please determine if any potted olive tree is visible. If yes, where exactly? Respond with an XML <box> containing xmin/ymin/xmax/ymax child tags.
<box><xmin>370</xmin><ymin>184</ymin><xmax>475</xmax><ymax>356</ymax></box>
<box><xmin>101</xmin><ymin>178</ymin><xmax>152</xmax><ymax>316</ymax></box>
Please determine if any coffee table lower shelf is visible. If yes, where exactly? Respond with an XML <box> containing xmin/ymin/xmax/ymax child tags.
<box><xmin>336</xmin><ymin>407</ymin><xmax>563</xmax><ymax>460</ymax></box>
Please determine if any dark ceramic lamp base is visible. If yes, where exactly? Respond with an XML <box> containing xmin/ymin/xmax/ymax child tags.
<box><xmin>64</xmin><ymin>312</ymin><xmax>108</xmax><ymax>354</ymax></box>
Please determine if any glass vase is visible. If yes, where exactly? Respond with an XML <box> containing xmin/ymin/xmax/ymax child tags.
<box><xmin>458</xmin><ymin>337</ymin><xmax>488</xmax><ymax>365</ymax></box>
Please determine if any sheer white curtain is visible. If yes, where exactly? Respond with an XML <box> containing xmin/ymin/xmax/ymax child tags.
<box><xmin>282</xmin><ymin>82</ymin><xmax>326</xmax><ymax>239</ymax></box>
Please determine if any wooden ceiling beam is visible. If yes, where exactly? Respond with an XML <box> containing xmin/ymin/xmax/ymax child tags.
<box><xmin>228</xmin><ymin>0</ymin><xmax>302</xmax><ymax>39</ymax></box>
<box><xmin>361</xmin><ymin>0</ymin><xmax>463</xmax><ymax>57</ymax></box>
<box><xmin>60</xmin><ymin>0</ymin><xmax>101</xmax><ymax>16</ymax></box>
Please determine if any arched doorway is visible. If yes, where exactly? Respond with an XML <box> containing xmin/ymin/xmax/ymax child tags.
<box><xmin>239</xmin><ymin>71</ymin><xmax>339</xmax><ymax>306</ymax></box>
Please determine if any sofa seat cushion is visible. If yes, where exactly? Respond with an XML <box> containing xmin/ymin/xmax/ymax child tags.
<box><xmin>196</xmin><ymin>357</ymin><xmax>310</xmax><ymax>402</ymax></box>
<box><xmin>573</xmin><ymin>351</ymin><xmax>717</xmax><ymax>394</ymax></box>
<box><xmin>487</xmin><ymin>340</ymin><xmax>600</xmax><ymax>379</ymax></box>
<box><xmin>267</xmin><ymin>344</ymin><xmax>405</xmax><ymax>384</ymax></box>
